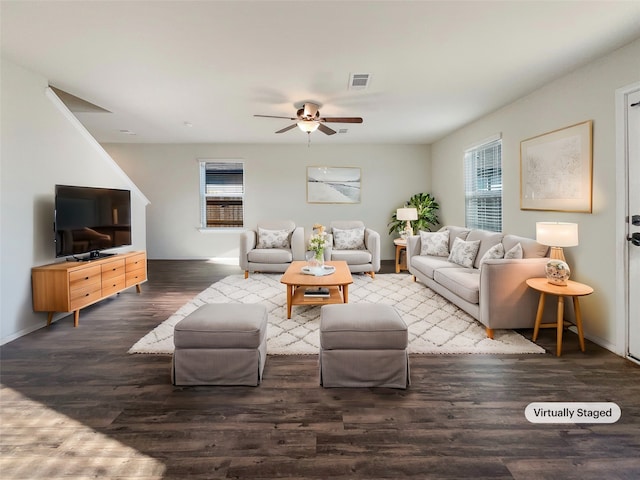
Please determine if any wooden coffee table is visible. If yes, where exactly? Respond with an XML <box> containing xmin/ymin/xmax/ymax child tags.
<box><xmin>280</xmin><ymin>261</ymin><xmax>353</xmax><ymax>319</ymax></box>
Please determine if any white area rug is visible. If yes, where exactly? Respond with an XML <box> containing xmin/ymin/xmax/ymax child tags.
<box><xmin>129</xmin><ymin>273</ymin><xmax>544</xmax><ymax>355</ymax></box>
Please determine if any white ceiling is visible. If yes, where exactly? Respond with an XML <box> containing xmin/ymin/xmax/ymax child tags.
<box><xmin>2</xmin><ymin>1</ymin><xmax>640</xmax><ymax>145</ymax></box>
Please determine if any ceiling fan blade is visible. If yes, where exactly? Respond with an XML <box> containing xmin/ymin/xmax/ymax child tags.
<box><xmin>276</xmin><ymin>124</ymin><xmax>297</xmax><ymax>134</ymax></box>
<box><xmin>254</xmin><ymin>114</ymin><xmax>297</xmax><ymax>120</ymax></box>
<box><xmin>318</xmin><ymin>123</ymin><xmax>336</xmax><ymax>135</ymax></box>
<box><xmin>319</xmin><ymin>117</ymin><xmax>363</xmax><ymax>124</ymax></box>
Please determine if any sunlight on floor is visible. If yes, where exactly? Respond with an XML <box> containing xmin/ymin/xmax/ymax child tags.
<box><xmin>0</xmin><ymin>385</ymin><xmax>166</xmax><ymax>479</ymax></box>
<box><xmin>206</xmin><ymin>257</ymin><xmax>239</xmax><ymax>265</ymax></box>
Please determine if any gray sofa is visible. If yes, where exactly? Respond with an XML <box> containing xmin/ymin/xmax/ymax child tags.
<box><xmin>406</xmin><ymin>226</ymin><xmax>550</xmax><ymax>338</ymax></box>
<box><xmin>239</xmin><ymin>220</ymin><xmax>305</xmax><ymax>278</ymax></box>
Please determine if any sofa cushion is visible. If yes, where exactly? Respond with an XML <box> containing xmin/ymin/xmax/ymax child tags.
<box><xmin>257</xmin><ymin>228</ymin><xmax>291</xmax><ymax>249</ymax></box>
<box><xmin>440</xmin><ymin>225</ymin><xmax>471</xmax><ymax>251</ymax></box>
<box><xmin>410</xmin><ymin>254</ymin><xmax>459</xmax><ymax>279</ymax></box>
<box><xmin>447</xmin><ymin>237</ymin><xmax>481</xmax><ymax>268</ymax></box>
<box><xmin>503</xmin><ymin>234</ymin><xmax>549</xmax><ymax>258</ymax></box>
<box><xmin>433</xmin><ymin>268</ymin><xmax>480</xmax><ymax>304</ymax></box>
<box><xmin>504</xmin><ymin>243</ymin><xmax>523</xmax><ymax>259</ymax></box>
<box><xmin>331</xmin><ymin>249</ymin><xmax>372</xmax><ymax>265</ymax></box>
<box><xmin>420</xmin><ymin>230</ymin><xmax>449</xmax><ymax>257</ymax></box>
<box><xmin>332</xmin><ymin>226</ymin><xmax>365</xmax><ymax>250</ymax></box>
<box><xmin>466</xmin><ymin>230</ymin><xmax>504</xmax><ymax>269</ymax></box>
<box><xmin>479</xmin><ymin>242</ymin><xmax>505</xmax><ymax>268</ymax></box>
<box><xmin>247</xmin><ymin>248</ymin><xmax>293</xmax><ymax>263</ymax></box>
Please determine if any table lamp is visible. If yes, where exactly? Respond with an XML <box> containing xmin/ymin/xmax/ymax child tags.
<box><xmin>536</xmin><ymin>222</ymin><xmax>579</xmax><ymax>286</ymax></box>
<box><xmin>536</xmin><ymin>222</ymin><xmax>579</xmax><ymax>262</ymax></box>
<box><xmin>397</xmin><ymin>208</ymin><xmax>418</xmax><ymax>238</ymax></box>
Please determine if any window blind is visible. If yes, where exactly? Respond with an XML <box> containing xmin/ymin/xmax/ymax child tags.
<box><xmin>464</xmin><ymin>138</ymin><xmax>502</xmax><ymax>232</ymax></box>
<box><xmin>200</xmin><ymin>161</ymin><xmax>244</xmax><ymax>228</ymax></box>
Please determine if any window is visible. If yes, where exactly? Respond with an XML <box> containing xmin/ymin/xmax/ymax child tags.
<box><xmin>464</xmin><ymin>135</ymin><xmax>502</xmax><ymax>232</ymax></box>
<box><xmin>199</xmin><ymin>161</ymin><xmax>244</xmax><ymax>228</ymax></box>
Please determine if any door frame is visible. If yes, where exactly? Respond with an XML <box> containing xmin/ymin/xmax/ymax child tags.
<box><xmin>615</xmin><ymin>81</ymin><xmax>640</xmax><ymax>364</ymax></box>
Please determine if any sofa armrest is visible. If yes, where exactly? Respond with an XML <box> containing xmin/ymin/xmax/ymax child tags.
<box><xmin>290</xmin><ymin>226</ymin><xmax>306</xmax><ymax>261</ymax></box>
<box><xmin>239</xmin><ymin>230</ymin><xmax>257</xmax><ymax>270</ymax></box>
<box><xmin>364</xmin><ymin>228</ymin><xmax>381</xmax><ymax>272</ymax></box>
<box><xmin>406</xmin><ymin>235</ymin><xmax>421</xmax><ymax>261</ymax></box>
<box><xmin>479</xmin><ymin>257</ymin><xmax>549</xmax><ymax>329</ymax></box>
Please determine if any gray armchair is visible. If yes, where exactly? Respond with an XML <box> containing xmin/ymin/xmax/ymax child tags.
<box><xmin>325</xmin><ymin>220</ymin><xmax>380</xmax><ymax>277</ymax></box>
<box><xmin>240</xmin><ymin>220</ymin><xmax>305</xmax><ymax>278</ymax></box>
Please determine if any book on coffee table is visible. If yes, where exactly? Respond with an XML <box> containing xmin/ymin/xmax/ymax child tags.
<box><xmin>303</xmin><ymin>287</ymin><xmax>330</xmax><ymax>298</ymax></box>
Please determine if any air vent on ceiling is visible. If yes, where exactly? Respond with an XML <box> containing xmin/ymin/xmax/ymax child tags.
<box><xmin>349</xmin><ymin>73</ymin><xmax>371</xmax><ymax>90</ymax></box>
<box><xmin>338</xmin><ymin>128</ymin><xmax>348</xmax><ymax>134</ymax></box>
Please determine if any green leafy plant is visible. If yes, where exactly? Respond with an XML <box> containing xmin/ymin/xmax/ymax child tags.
<box><xmin>388</xmin><ymin>192</ymin><xmax>440</xmax><ymax>236</ymax></box>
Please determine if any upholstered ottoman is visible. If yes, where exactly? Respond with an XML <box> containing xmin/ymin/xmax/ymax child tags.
<box><xmin>171</xmin><ymin>303</ymin><xmax>268</xmax><ymax>386</ymax></box>
<box><xmin>319</xmin><ymin>303</ymin><xmax>410</xmax><ymax>388</ymax></box>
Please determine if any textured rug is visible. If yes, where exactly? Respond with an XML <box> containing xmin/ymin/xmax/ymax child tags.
<box><xmin>129</xmin><ymin>273</ymin><xmax>544</xmax><ymax>355</ymax></box>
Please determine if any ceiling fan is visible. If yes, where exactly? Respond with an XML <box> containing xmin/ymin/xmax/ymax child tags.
<box><xmin>254</xmin><ymin>102</ymin><xmax>363</xmax><ymax>135</ymax></box>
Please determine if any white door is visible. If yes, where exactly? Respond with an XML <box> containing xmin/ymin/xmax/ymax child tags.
<box><xmin>627</xmin><ymin>89</ymin><xmax>640</xmax><ymax>361</ymax></box>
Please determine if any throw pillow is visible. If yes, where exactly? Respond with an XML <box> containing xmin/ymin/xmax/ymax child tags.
<box><xmin>256</xmin><ymin>228</ymin><xmax>290</xmax><ymax>249</ymax></box>
<box><xmin>504</xmin><ymin>242</ymin><xmax>523</xmax><ymax>259</ymax></box>
<box><xmin>479</xmin><ymin>242</ymin><xmax>505</xmax><ymax>268</ymax></box>
<box><xmin>447</xmin><ymin>237</ymin><xmax>481</xmax><ymax>268</ymax></box>
<box><xmin>332</xmin><ymin>227</ymin><xmax>365</xmax><ymax>250</ymax></box>
<box><xmin>419</xmin><ymin>230</ymin><xmax>449</xmax><ymax>257</ymax></box>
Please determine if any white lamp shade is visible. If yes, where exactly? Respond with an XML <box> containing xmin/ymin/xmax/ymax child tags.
<box><xmin>297</xmin><ymin>120</ymin><xmax>319</xmax><ymax>133</ymax></box>
<box><xmin>397</xmin><ymin>208</ymin><xmax>418</xmax><ymax>221</ymax></box>
<box><xmin>536</xmin><ymin>222</ymin><xmax>579</xmax><ymax>247</ymax></box>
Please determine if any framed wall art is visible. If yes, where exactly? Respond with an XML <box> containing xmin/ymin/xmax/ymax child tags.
<box><xmin>307</xmin><ymin>166</ymin><xmax>361</xmax><ymax>204</ymax></box>
<box><xmin>520</xmin><ymin>120</ymin><xmax>593</xmax><ymax>212</ymax></box>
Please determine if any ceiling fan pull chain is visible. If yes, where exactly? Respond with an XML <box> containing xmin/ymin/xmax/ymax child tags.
<box><xmin>307</xmin><ymin>132</ymin><xmax>311</xmax><ymax>147</ymax></box>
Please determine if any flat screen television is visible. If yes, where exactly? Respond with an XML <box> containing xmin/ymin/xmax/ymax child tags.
<box><xmin>54</xmin><ymin>185</ymin><xmax>132</xmax><ymax>259</ymax></box>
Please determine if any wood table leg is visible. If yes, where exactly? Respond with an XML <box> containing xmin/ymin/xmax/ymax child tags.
<box><xmin>532</xmin><ymin>292</ymin><xmax>546</xmax><ymax>341</ymax></box>
<box><xmin>286</xmin><ymin>286</ymin><xmax>293</xmax><ymax>319</ymax></box>
<box><xmin>73</xmin><ymin>310</ymin><xmax>80</xmax><ymax>328</ymax></box>
<box><xmin>573</xmin><ymin>296</ymin><xmax>586</xmax><ymax>352</ymax></box>
<box><xmin>556</xmin><ymin>296</ymin><xmax>565</xmax><ymax>357</ymax></box>
<box><xmin>136</xmin><ymin>284</ymin><xmax>142</xmax><ymax>293</ymax></box>
<box><xmin>395</xmin><ymin>245</ymin><xmax>401</xmax><ymax>274</ymax></box>
<box><xmin>47</xmin><ymin>312</ymin><xmax>54</xmax><ymax>326</ymax></box>
<box><xmin>343</xmin><ymin>284</ymin><xmax>349</xmax><ymax>303</ymax></box>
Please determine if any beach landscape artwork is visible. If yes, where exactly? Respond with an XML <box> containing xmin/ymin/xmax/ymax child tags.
<box><xmin>307</xmin><ymin>166</ymin><xmax>361</xmax><ymax>203</ymax></box>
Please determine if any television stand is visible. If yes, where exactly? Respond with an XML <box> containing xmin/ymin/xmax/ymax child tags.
<box><xmin>32</xmin><ymin>251</ymin><xmax>147</xmax><ymax>327</ymax></box>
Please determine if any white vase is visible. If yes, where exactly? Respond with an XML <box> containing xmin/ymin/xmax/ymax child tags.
<box><xmin>545</xmin><ymin>259</ymin><xmax>571</xmax><ymax>286</ymax></box>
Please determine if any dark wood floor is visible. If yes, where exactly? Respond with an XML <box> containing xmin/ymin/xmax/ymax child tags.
<box><xmin>1</xmin><ymin>260</ymin><xmax>639</xmax><ymax>479</ymax></box>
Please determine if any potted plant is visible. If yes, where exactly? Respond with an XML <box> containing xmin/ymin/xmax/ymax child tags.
<box><xmin>388</xmin><ymin>192</ymin><xmax>440</xmax><ymax>237</ymax></box>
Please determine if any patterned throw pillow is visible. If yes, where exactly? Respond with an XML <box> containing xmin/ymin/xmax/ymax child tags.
<box><xmin>333</xmin><ymin>227</ymin><xmax>365</xmax><ymax>250</ymax></box>
<box><xmin>447</xmin><ymin>237</ymin><xmax>481</xmax><ymax>268</ymax></box>
<box><xmin>504</xmin><ymin>243</ymin><xmax>523</xmax><ymax>259</ymax></box>
<box><xmin>479</xmin><ymin>242</ymin><xmax>505</xmax><ymax>268</ymax></box>
<box><xmin>419</xmin><ymin>230</ymin><xmax>450</xmax><ymax>257</ymax></box>
<box><xmin>256</xmin><ymin>228</ymin><xmax>290</xmax><ymax>249</ymax></box>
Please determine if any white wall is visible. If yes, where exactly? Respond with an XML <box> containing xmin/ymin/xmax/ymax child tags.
<box><xmin>0</xmin><ymin>57</ymin><xmax>148</xmax><ymax>344</ymax></box>
<box><xmin>430</xmin><ymin>39</ymin><xmax>640</xmax><ymax>354</ymax></box>
<box><xmin>104</xmin><ymin>143</ymin><xmax>432</xmax><ymax>261</ymax></box>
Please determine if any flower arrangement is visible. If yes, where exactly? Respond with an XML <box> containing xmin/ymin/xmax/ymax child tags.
<box><xmin>309</xmin><ymin>223</ymin><xmax>327</xmax><ymax>261</ymax></box>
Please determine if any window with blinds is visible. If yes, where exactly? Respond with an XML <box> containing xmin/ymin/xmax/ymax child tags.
<box><xmin>464</xmin><ymin>136</ymin><xmax>502</xmax><ymax>232</ymax></box>
<box><xmin>199</xmin><ymin>161</ymin><xmax>244</xmax><ymax>228</ymax></box>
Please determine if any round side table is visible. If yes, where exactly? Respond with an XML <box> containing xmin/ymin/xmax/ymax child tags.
<box><xmin>394</xmin><ymin>238</ymin><xmax>407</xmax><ymax>274</ymax></box>
<box><xmin>526</xmin><ymin>277</ymin><xmax>594</xmax><ymax>357</ymax></box>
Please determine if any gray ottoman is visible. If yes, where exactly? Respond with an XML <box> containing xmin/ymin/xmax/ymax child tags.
<box><xmin>172</xmin><ymin>303</ymin><xmax>268</xmax><ymax>386</ymax></box>
<box><xmin>319</xmin><ymin>303</ymin><xmax>410</xmax><ymax>388</ymax></box>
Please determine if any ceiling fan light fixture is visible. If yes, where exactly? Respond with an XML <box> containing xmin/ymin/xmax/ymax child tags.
<box><xmin>297</xmin><ymin>120</ymin><xmax>319</xmax><ymax>133</ymax></box>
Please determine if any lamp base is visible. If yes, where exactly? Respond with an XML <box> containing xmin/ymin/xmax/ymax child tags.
<box><xmin>549</xmin><ymin>246</ymin><xmax>566</xmax><ymax>262</ymax></box>
<box><xmin>404</xmin><ymin>220</ymin><xmax>413</xmax><ymax>237</ymax></box>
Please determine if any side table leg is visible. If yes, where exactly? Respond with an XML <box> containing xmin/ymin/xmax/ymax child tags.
<box><xmin>395</xmin><ymin>246</ymin><xmax>401</xmax><ymax>274</ymax></box>
<box><xmin>556</xmin><ymin>296</ymin><xmax>565</xmax><ymax>356</ymax></box>
<box><xmin>573</xmin><ymin>296</ymin><xmax>586</xmax><ymax>352</ymax></box>
<box><xmin>532</xmin><ymin>292</ymin><xmax>546</xmax><ymax>341</ymax></box>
